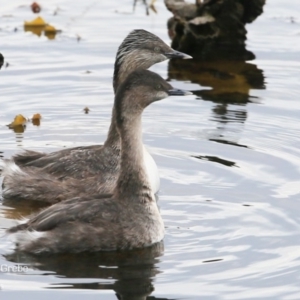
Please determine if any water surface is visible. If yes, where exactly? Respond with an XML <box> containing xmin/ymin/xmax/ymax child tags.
<box><xmin>1</xmin><ymin>0</ymin><xmax>300</xmax><ymax>299</ymax></box>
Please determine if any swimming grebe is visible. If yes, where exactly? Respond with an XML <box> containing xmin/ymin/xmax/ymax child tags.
<box><xmin>0</xmin><ymin>30</ymin><xmax>191</xmax><ymax>203</ymax></box>
<box><xmin>7</xmin><ymin>69</ymin><xmax>190</xmax><ymax>254</ymax></box>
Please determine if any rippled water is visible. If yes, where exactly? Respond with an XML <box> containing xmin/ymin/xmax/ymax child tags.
<box><xmin>1</xmin><ymin>0</ymin><xmax>300</xmax><ymax>299</ymax></box>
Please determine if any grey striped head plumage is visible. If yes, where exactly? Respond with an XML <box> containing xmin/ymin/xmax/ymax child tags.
<box><xmin>113</xmin><ymin>29</ymin><xmax>191</xmax><ymax>92</ymax></box>
<box><xmin>115</xmin><ymin>29</ymin><xmax>169</xmax><ymax>62</ymax></box>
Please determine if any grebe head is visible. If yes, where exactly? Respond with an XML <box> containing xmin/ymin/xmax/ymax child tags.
<box><xmin>115</xmin><ymin>69</ymin><xmax>191</xmax><ymax>121</ymax></box>
<box><xmin>113</xmin><ymin>29</ymin><xmax>192</xmax><ymax>92</ymax></box>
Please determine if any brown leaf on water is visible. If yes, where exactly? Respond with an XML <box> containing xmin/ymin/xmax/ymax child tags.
<box><xmin>44</xmin><ymin>25</ymin><xmax>57</xmax><ymax>33</ymax></box>
<box><xmin>24</xmin><ymin>17</ymin><xmax>60</xmax><ymax>39</ymax></box>
<box><xmin>32</xmin><ymin>119</ymin><xmax>41</xmax><ymax>126</ymax></box>
<box><xmin>44</xmin><ymin>24</ymin><xmax>60</xmax><ymax>39</ymax></box>
<box><xmin>31</xmin><ymin>2</ymin><xmax>41</xmax><ymax>14</ymax></box>
<box><xmin>24</xmin><ymin>25</ymin><xmax>44</xmax><ymax>37</ymax></box>
<box><xmin>24</xmin><ymin>16</ymin><xmax>46</xmax><ymax>27</ymax></box>
<box><xmin>24</xmin><ymin>17</ymin><xmax>46</xmax><ymax>37</ymax></box>
<box><xmin>8</xmin><ymin>114</ymin><xmax>27</xmax><ymax>126</ymax></box>
<box><xmin>32</xmin><ymin>113</ymin><xmax>42</xmax><ymax>120</ymax></box>
<box><xmin>12</xmin><ymin>124</ymin><xmax>26</xmax><ymax>133</ymax></box>
<box><xmin>31</xmin><ymin>113</ymin><xmax>42</xmax><ymax>126</ymax></box>
<box><xmin>7</xmin><ymin>114</ymin><xmax>27</xmax><ymax>132</ymax></box>
<box><xmin>83</xmin><ymin>107</ymin><xmax>90</xmax><ymax>114</ymax></box>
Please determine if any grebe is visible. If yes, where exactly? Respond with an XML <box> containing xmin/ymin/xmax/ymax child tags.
<box><xmin>7</xmin><ymin>69</ymin><xmax>191</xmax><ymax>254</ymax></box>
<box><xmin>0</xmin><ymin>30</ymin><xmax>191</xmax><ymax>204</ymax></box>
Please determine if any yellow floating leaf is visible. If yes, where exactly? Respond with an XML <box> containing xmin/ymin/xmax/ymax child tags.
<box><xmin>44</xmin><ymin>25</ymin><xmax>61</xmax><ymax>39</ymax></box>
<box><xmin>44</xmin><ymin>24</ymin><xmax>56</xmax><ymax>33</ymax></box>
<box><xmin>24</xmin><ymin>18</ymin><xmax>60</xmax><ymax>39</ymax></box>
<box><xmin>7</xmin><ymin>114</ymin><xmax>27</xmax><ymax>129</ymax></box>
<box><xmin>11</xmin><ymin>114</ymin><xmax>27</xmax><ymax>126</ymax></box>
<box><xmin>24</xmin><ymin>25</ymin><xmax>44</xmax><ymax>37</ymax></box>
<box><xmin>24</xmin><ymin>16</ymin><xmax>47</xmax><ymax>27</ymax></box>
<box><xmin>12</xmin><ymin>124</ymin><xmax>26</xmax><ymax>133</ymax></box>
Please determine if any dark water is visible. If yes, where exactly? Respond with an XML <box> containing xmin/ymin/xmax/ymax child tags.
<box><xmin>1</xmin><ymin>0</ymin><xmax>300</xmax><ymax>299</ymax></box>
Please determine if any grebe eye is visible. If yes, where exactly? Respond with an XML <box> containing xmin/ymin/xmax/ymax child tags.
<box><xmin>154</xmin><ymin>47</ymin><xmax>160</xmax><ymax>52</ymax></box>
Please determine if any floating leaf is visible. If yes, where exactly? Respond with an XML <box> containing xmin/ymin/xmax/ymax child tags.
<box><xmin>12</xmin><ymin>124</ymin><xmax>26</xmax><ymax>133</ymax></box>
<box><xmin>31</xmin><ymin>113</ymin><xmax>42</xmax><ymax>126</ymax></box>
<box><xmin>24</xmin><ymin>25</ymin><xmax>43</xmax><ymax>36</ymax></box>
<box><xmin>24</xmin><ymin>16</ymin><xmax>47</xmax><ymax>27</ymax></box>
<box><xmin>44</xmin><ymin>25</ymin><xmax>56</xmax><ymax>33</ymax></box>
<box><xmin>31</xmin><ymin>2</ymin><xmax>41</xmax><ymax>14</ymax></box>
<box><xmin>7</xmin><ymin>114</ymin><xmax>27</xmax><ymax>130</ymax></box>
<box><xmin>24</xmin><ymin>17</ymin><xmax>46</xmax><ymax>37</ymax></box>
<box><xmin>44</xmin><ymin>25</ymin><xmax>59</xmax><ymax>39</ymax></box>
<box><xmin>24</xmin><ymin>17</ymin><xmax>60</xmax><ymax>39</ymax></box>
<box><xmin>32</xmin><ymin>113</ymin><xmax>42</xmax><ymax>120</ymax></box>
